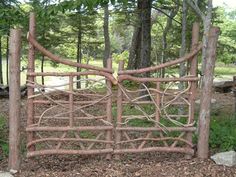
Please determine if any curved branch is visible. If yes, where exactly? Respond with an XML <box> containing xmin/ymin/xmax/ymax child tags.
<box><xmin>152</xmin><ymin>6</ymin><xmax>182</xmax><ymax>25</ymax></box>
<box><xmin>27</xmin><ymin>33</ymin><xmax>113</xmax><ymax>74</ymax></box>
<box><xmin>118</xmin><ymin>43</ymin><xmax>202</xmax><ymax>75</ymax></box>
<box><xmin>186</xmin><ymin>0</ymin><xmax>205</xmax><ymax>21</ymax></box>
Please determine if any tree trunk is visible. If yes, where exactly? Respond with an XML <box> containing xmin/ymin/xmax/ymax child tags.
<box><xmin>186</xmin><ymin>0</ymin><xmax>213</xmax><ymax>76</ymax></box>
<box><xmin>103</xmin><ymin>4</ymin><xmax>110</xmax><ymax>68</ymax></box>
<box><xmin>128</xmin><ymin>0</ymin><xmax>142</xmax><ymax>70</ymax></box>
<box><xmin>161</xmin><ymin>30</ymin><xmax>167</xmax><ymax>78</ymax></box>
<box><xmin>178</xmin><ymin>0</ymin><xmax>187</xmax><ymax>118</ymax></box>
<box><xmin>179</xmin><ymin>0</ymin><xmax>187</xmax><ymax>81</ymax></box>
<box><xmin>139</xmin><ymin>0</ymin><xmax>152</xmax><ymax>74</ymax></box>
<box><xmin>160</xmin><ymin>7</ymin><xmax>179</xmax><ymax>78</ymax></box>
<box><xmin>0</xmin><ymin>36</ymin><xmax>3</xmax><ymax>84</ymax></box>
<box><xmin>76</xmin><ymin>10</ymin><xmax>82</xmax><ymax>89</ymax></box>
<box><xmin>138</xmin><ymin>0</ymin><xmax>152</xmax><ymax>99</ymax></box>
<box><xmin>197</xmin><ymin>27</ymin><xmax>219</xmax><ymax>159</ymax></box>
<box><xmin>201</xmin><ymin>0</ymin><xmax>213</xmax><ymax>75</ymax></box>
<box><xmin>128</xmin><ymin>26</ymin><xmax>141</xmax><ymax>69</ymax></box>
<box><xmin>6</xmin><ymin>34</ymin><xmax>9</xmax><ymax>85</ymax></box>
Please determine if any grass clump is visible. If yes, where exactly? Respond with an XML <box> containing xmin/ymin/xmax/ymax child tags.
<box><xmin>209</xmin><ymin>114</ymin><xmax>236</xmax><ymax>151</ymax></box>
<box><xmin>0</xmin><ymin>115</ymin><xmax>8</xmax><ymax>158</ymax></box>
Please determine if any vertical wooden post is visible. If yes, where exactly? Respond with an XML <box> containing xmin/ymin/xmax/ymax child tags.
<box><xmin>197</xmin><ymin>27</ymin><xmax>220</xmax><ymax>159</ymax></box>
<box><xmin>8</xmin><ymin>29</ymin><xmax>22</xmax><ymax>171</ymax></box>
<box><xmin>185</xmin><ymin>22</ymin><xmax>199</xmax><ymax>158</ymax></box>
<box><xmin>27</xmin><ymin>12</ymin><xmax>36</xmax><ymax>151</ymax></box>
<box><xmin>155</xmin><ymin>82</ymin><xmax>161</xmax><ymax>122</ymax></box>
<box><xmin>106</xmin><ymin>58</ymin><xmax>112</xmax><ymax>160</ymax></box>
<box><xmin>115</xmin><ymin>60</ymin><xmax>124</xmax><ymax>159</ymax></box>
<box><xmin>155</xmin><ymin>82</ymin><xmax>168</xmax><ymax>147</ymax></box>
<box><xmin>69</xmin><ymin>75</ymin><xmax>74</xmax><ymax>127</ymax></box>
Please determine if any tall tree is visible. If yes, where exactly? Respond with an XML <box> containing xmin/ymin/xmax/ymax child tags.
<box><xmin>128</xmin><ymin>0</ymin><xmax>152</xmax><ymax>71</ymax></box>
<box><xmin>179</xmin><ymin>0</ymin><xmax>187</xmax><ymax>81</ymax></box>
<box><xmin>103</xmin><ymin>3</ymin><xmax>111</xmax><ymax>67</ymax></box>
<box><xmin>0</xmin><ymin>36</ymin><xmax>2</xmax><ymax>84</ymax></box>
<box><xmin>127</xmin><ymin>0</ymin><xmax>142</xmax><ymax>69</ymax></box>
<box><xmin>139</xmin><ymin>0</ymin><xmax>152</xmax><ymax>73</ymax></box>
<box><xmin>187</xmin><ymin>0</ymin><xmax>213</xmax><ymax>74</ymax></box>
<box><xmin>76</xmin><ymin>7</ymin><xmax>82</xmax><ymax>88</ymax></box>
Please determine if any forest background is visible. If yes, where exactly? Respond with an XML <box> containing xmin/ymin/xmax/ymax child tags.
<box><xmin>0</xmin><ymin>0</ymin><xmax>235</xmax><ymax>86</ymax></box>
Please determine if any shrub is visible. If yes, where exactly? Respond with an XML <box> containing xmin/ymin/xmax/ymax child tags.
<box><xmin>209</xmin><ymin>114</ymin><xmax>236</xmax><ymax>151</ymax></box>
<box><xmin>0</xmin><ymin>115</ymin><xmax>8</xmax><ymax>158</ymax></box>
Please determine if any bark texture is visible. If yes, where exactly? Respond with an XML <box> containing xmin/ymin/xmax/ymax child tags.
<box><xmin>0</xmin><ymin>36</ymin><xmax>3</xmax><ymax>84</ymax></box>
<box><xmin>179</xmin><ymin>0</ymin><xmax>187</xmax><ymax>80</ymax></box>
<box><xmin>6</xmin><ymin>34</ymin><xmax>9</xmax><ymax>85</ymax></box>
<box><xmin>186</xmin><ymin>0</ymin><xmax>213</xmax><ymax>76</ymax></box>
<box><xmin>197</xmin><ymin>27</ymin><xmax>220</xmax><ymax>159</ymax></box>
<box><xmin>139</xmin><ymin>0</ymin><xmax>152</xmax><ymax>72</ymax></box>
<box><xmin>8</xmin><ymin>29</ymin><xmax>22</xmax><ymax>171</ymax></box>
<box><xmin>103</xmin><ymin>4</ymin><xmax>111</xmax><ymax>68</ymax></box>
<box><xmin>128</xmin><ymin>0</ymin><xmax>152</xmax><ymax>71</ymax></box>
<box><xmin>76</xmin><ymin>9</ymin><xmax>82</xmax><ymax>89</ymax></box>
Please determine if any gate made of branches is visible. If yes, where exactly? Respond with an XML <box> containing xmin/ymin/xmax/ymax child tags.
<box><xmin>8</xmin><ymin>11</ymin><xmax>220</xmax><ymax>170</ymax></box>
<box><xmin>25</xmin><ymin>13</ymin><xmax>202</xmax><ymax>159</ymax></box>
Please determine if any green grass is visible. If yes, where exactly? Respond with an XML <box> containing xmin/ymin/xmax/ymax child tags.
<box><xmin>1</xmin><ymin>57</ymin><xmax>235</xmax><ymax>86</ymax></box>
<box><xmin>214</xmin><ymin>66</ymin><xmax>236</xmax><ymax>76</ymax></box>
<box><xmin>1</xmin><ymin>58</ymin><xmax>119</xmax><ymax>86</ymax></box>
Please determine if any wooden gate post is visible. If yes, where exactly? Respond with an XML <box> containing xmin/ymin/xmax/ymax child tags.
<box><xmin>197</xmin><ymin>27</ymin><xmax>220</xmax><ymax>159</ymax></box>
<box><xmin>8</xmin><ymin>29</ymin><xmax>22</xmax><ymax>171</ymax></box>
<box><xmin>106</xmin><ymin>58</ymin><xmax>113</xmax><ymax>160</ymax></box>
<box><xmin>115</xmin><ymin>60</ymin><xmax>124</xmax><ymax>159</ymax></box>
<box><xmin>27</xmin><ymin>12</ymin><xmax>36</xmax><ymax>151</ymax></box>
<box><xmin>185</xmin><ymin>22</ymin><xmax>199</xmax><ymax>159</ymax></box>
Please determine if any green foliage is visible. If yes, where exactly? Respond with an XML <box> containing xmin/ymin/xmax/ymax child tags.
<box><xmin>112</xmin><ymin>50</ymin><xmax>129</xmax><ymax>64</ymax></box>
<box><xmin>80</xmin><ymin>131</ymin><xmax>96</xmax><ymax>138</ymax></box>
<box><xmin>209</xmin><ymin>114</ymin><xmax>236</xmax><ymax>151</ymax></box>
<box><xmin>82</xmin><ymin>54</ymin><xmax>94</xmax><ymax>64</ymax></box>
<box><xmin>0</xmin><ymin>115</ymin><xmax>8</xmax><ymax>158</ymax></box>
<box><xmin>214</xmin><ymin>7</ymin><xmax>236</xmax><ymax>64</ymax></box>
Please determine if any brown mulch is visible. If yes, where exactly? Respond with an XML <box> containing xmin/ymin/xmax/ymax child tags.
<box><xmin>1</xmin><ymin>153</ymin><xmax>236</xmax><ymax>177</ymax></box>
<box><xmin>0</xmin><ymin>91</ymin><xmax>235</xmax><ymax>177</ymax></box>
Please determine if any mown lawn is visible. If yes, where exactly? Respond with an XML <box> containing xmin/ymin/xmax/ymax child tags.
<box><xmin>0</xmin><ymin>58</ymin><xmax>235</xmax><ymax>86</ymax></box>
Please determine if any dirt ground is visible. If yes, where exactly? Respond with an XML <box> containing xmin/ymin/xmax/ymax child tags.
<box><xmin>0</xmin><ymin>91</ymin><xmax>235</xmax><ymax>177</ymax></box>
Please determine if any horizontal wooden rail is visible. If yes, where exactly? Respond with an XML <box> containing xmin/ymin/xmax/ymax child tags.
<box><xmin>34</xmin><ymin>115</ymin><xmax>107</xmax><ymax>120</ymax></box>
<box><xmin>118</xmin><ymin>75</ymin><xmax>199</xmax><ymax>83</ymax></box>
<box><xmin>26</xmin><ymin>126</ymin><xmax>113</xmax><ymax>132</ymax></box>
<box><xmin>114</xmin><ymin>147</ymin><xmax>194</xmax><ymax>155</ymax></box>
<box><xmin>122</xmin><ymin>101</ymin><xmax>188</xmax><ymax>105</ymax></box>
<box><xmin>27</xmin><ymin>71</ymin><xmax>117</xmax><ymax>85</ymax></box>
<box><xmin>27</xmin><ymin>33</ymin><xmax>113</xmax><ymax>74</ymax></box>
<box><xmin>116</xmin><ymin>137</ymin><xmax>193</xmax><ymax>147</ymax></box>
<box><xmin>27</xmin><ymin>148</ymin><xmax>113</xmax><ymax>157</ymax></box>
<box><xmin>33</xmin><ymin>100</ymin><xmax>107</xmax><ymax>105</ymax></box>
<box><xmin>118</xmin><ymin>43</ymin><xmax>202</xmax><ymax>75</ymax></box>
<box><xmin>116</xmin><ymin>127</ymin><xmax>196</xmax><ymax>132</ymax></box>
<box><xmin>27</xmin><ymin>138</ymin><xmax>113</xmax><ymax>148</ymax></box>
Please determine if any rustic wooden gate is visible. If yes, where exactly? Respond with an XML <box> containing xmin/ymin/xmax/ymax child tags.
<box><xmin>26</xmin><ymin>13</ymin><xmax>116</xmax><ymax>158</ymax></box>
<box><xmin>113</xmin><ymin>23</ymin><xmax>201</xmax><ymax>158</ymax></box>
<box><xmin>26</xmin><ymin>13</ymin><xmax>201</xmax><ymax>158</ymax></box>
